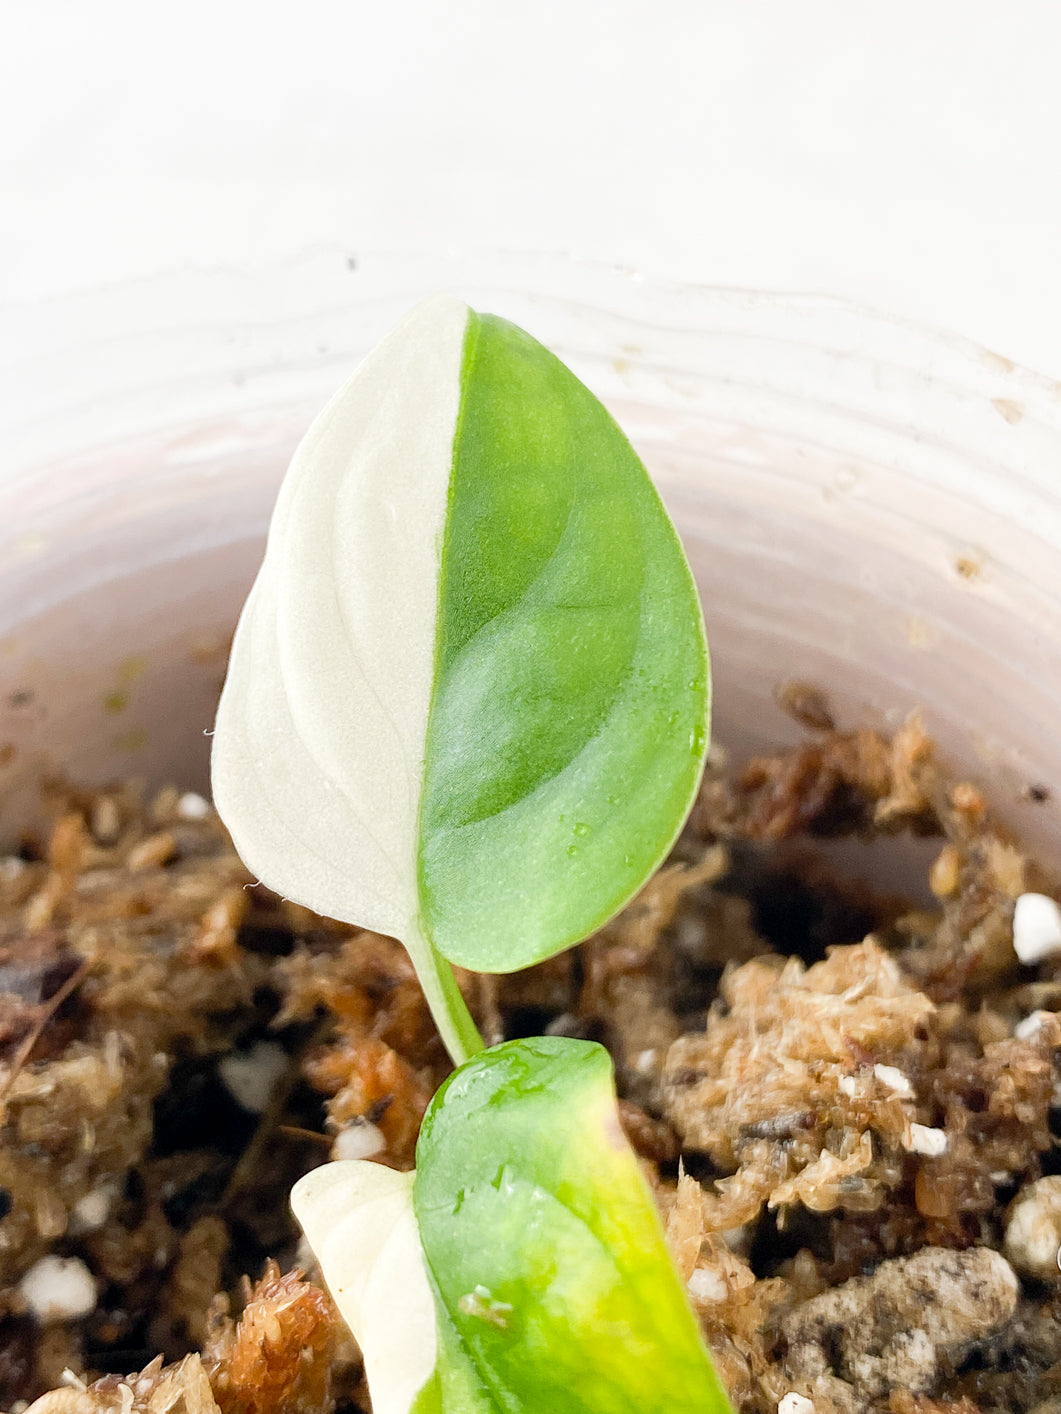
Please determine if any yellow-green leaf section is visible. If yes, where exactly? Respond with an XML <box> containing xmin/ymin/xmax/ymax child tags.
<box><xmin>413</xmin><ymin>1037</ymin><xmax>733</xmax><ymax>1414</ymax></box>
<box><xmin>417</xmin><ymin>313</ymin><xmax>709</xmax><ymax>972</ymax></box>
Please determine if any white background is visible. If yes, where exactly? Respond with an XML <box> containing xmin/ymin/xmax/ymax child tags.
<box><xmin>5</xmin><ymin>1</ymin><xmax>1061</xmax><ymax>375</ymax></box>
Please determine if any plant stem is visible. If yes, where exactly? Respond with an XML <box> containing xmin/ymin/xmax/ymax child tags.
<box><xmin>406</xmin><ymin>921</ymin><xmax>485</xmax><ymax>1066</ymax></box>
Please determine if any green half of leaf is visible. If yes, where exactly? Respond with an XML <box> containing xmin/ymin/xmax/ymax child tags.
<box><xmin>413</xmin><ymin>1036</ymin><xmax>733</xmax><ymax>1414</ymax></box>
<box><xmin>417</xmin><ymin>311</ymin><xmax>709</xmax><ymax>974</ymax></box>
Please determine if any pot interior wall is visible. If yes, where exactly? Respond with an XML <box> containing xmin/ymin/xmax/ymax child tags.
<box><xmin>5</xmin><ymin>267</ymin><xmax>1061</xmax><ymax>888</ymax></box>
<box><xmin>3</xmin><ymin>408</ymin><xmax>1059</xmax><ymax>895</ymax></box>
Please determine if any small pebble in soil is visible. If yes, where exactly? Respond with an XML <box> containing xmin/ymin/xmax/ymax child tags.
<box><xmin>1013</xmin><ymin>892</ymin><xmax>1061</xmax><ymax>964</ymax></box>
<box><xmin>782</xmin><ymin>1246</ymin><xmax>1018</xmax><ymax>1400</ymax></box>
<box><xmin>1004</xmin><ymin>1175</ymin><xmax>1061</xmax><ymax>1279</ymax></box>
<box><xmin>18</xmin><ymin>1256</ymin><xmax>98</xmax><ymax>1323</ymax></box>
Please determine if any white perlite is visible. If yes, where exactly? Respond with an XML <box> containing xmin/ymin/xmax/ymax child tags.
<box><xmin>218</xmin><ymin>1041</ymin><xmax>288</xmax><ymax>1113</ymax></box>
<box><xmin>333</xmin><ymin>1120</ymin><xmax>387</xmax><ymax>1161</ymax></box>
<box><xmin>778</xmin><ymin>1395</ymin><xmax>815</xmax><ymax>1414</ymax></box>
<box><xmin>905</xmin><ymin>1123</ymin><xmax>948</xmax><ymax>1157</ymax></box>
<box><xmin>177</xmin><ymin>791</ymin><xmax>212</xmax><ymax>821</ymax></box>
<box><xmin>1004</xmin><ymin>1175</ymin><xmax>1061</xmax><ymax>1279</ymax></box>
<box><xmin>19</xmin><ymin>1256</ymin><xmax>97</xmax><ymax>1322</ymax></box>
<box><xmin>1012</xmin><ymin>892</ymin><xmax>1061</xmax><ymax>964</ymax></box>
<box><xmin>68</xmin><ymin>1187</ymin><xmax>114</xmax><ymax>1235</ymax></box>
<box><xmin>687</xmin><ymin>1267</ymin><xmax>727</xmax><ymax>1303</ymax></box>
<box><xmin>873</xmin><ymin>1064</ymin><xmax>914</xmax><ymax>1098</ymax></box>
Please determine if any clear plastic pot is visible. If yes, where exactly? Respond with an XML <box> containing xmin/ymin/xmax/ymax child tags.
<box><xmin>4</xmin><ymin>251</ymin><xmax>1061</xmax><ymax>875</ymax></box>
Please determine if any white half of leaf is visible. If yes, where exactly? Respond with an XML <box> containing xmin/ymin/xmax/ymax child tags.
<box><xmin>211</xmin><ymin>294</ymin><xmax>469</xmax><ymax>938</ymax></box>
<box><xmin>292</xmin><ymin>1161</ymin><xmax>439</xmax><ymax>1414</ymax></box>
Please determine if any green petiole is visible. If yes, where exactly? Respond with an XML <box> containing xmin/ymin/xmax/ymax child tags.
<box><xmin>405</xmin><ymin>919</ymin><xmax>484</xmax><ymax>1066</ymax></box>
